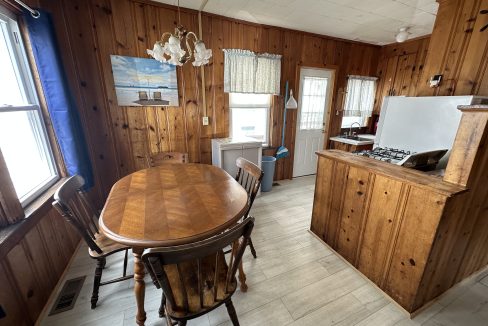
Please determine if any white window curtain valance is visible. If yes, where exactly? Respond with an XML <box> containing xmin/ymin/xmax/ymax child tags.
<box><xmin>223</xmin><ymin>49</ymin><xmax>281</xmax><ymax>95</ymax></box>
<box><xmin>343</xmin><ymin>76</ymin><xmax>377</xmax><ymax>118</ymax></box>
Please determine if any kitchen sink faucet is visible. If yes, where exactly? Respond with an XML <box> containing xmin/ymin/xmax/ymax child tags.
<box><xmin>349</xmin><ymin>122</ymin><xmax>361</xmax><ymax>136</ymax></box>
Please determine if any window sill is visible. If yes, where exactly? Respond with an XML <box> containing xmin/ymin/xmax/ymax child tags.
<box><xmin>0</xmin><ymin>177</ymin><xmax>67</xmax><ymax>260</ymax></box>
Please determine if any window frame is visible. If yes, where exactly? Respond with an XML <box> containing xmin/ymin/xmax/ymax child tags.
<box><xmin>341</xmin><ymin>76</ymin><xmax>376</xmax><ymax>129</ymax></box>
<box><xmin>229</xmin><ymin>93</ymin><xmax>271</xmax><ymax>146</ymax></box>
<box><xmin>0</xmin><ymin>7</ymin><xmax>37</xmax><ymax>105</ymax></box>
<box><xmin>0</xmin><ymin>7</ymin><xmax>59</xmax><ymax>207</ymax></box>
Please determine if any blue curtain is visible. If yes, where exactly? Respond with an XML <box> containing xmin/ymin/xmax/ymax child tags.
<box><xmin>24</xmin><ymin>10</ymin><xmax>94</xmax><ymax>188</ymax></box>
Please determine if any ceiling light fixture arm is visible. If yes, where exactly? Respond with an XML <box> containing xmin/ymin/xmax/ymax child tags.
<box><xmin>146</xmin><ymin>2</ymin><xmax>212</xmax><ymax>67</ymax></box>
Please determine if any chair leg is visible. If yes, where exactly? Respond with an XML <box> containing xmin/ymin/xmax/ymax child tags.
<box><xmin>225</xmin><ymin>300</ymin><xmax>240</xmax><ymax>326</ymax></box>
<box><xmin>123</xmin><ymin>249</ymin><xmax>128</xmax><ymax>277</ymax></box>
<box><xmin>248</xmin><ymin>237</ymin><xmax>257</xmax><ymax>259</ymax></box>
<box><xmin>91</xmin><ymin>258</ymin><xmax>105</xmax><ymax>309</ymax></box>
<box><xmin>159</xmin><ymin>294</ymin><xmax>166</xmax><ymax>318</ymax></box>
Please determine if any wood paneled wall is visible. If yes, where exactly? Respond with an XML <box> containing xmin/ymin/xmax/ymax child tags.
<box><xmin>416</xmin><ymin>0</ymin><xmax>488</xmax><ymax>96</ymax></box>
<box><xmin>374</xmin><ymin>0</ymin><xmax>488</xmax><ymax>113</ymax></box>
<box><xmin>0</xmin><ymin>205</ymin><xmax>80</xmax><ymax>325</ymax></box>
<box><xmin>22</xmin><ymin>0</ymin><xmax>380</xmax><ymax>205</ymax></box>
<box><xmin>373</xmin><ymin>36</ymin><xmax>431</xmax><ymax>113</ymax></box>
<box><xmin>374</xmin><ymin>36</ymin><xmax>430</xmax><ymax>114</ymax></box>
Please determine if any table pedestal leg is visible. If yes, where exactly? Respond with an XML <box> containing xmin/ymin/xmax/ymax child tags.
<box><xmin>133</xmin><ymin>248</ymin><xmax>146</xmax><ymax>326</ymax></box>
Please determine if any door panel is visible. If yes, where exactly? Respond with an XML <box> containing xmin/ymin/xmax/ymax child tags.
<box><xmin>293</xmin><ymin>67</ymin><xmax>333</xmax><ymax>177</ymax></box>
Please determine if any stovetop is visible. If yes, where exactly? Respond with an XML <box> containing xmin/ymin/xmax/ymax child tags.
<box><xmin>354</xmin><ymin>147</ymin><xmax>412</xmax><ymax>164</ymax></box>
<box><xmin>354</xmin><ymin>147</ymin><xmax>449</xmax><ymax>171</ymax></box>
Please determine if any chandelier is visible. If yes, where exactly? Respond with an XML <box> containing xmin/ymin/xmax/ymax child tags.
<box><xmin>147</xmin><ymin>1</ymin><xmax>212</xmax><ymax>66</ymax></box>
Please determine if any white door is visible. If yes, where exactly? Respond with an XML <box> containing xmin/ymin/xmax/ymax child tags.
<box><xmin>293</xmin><ymin>67</ymin><xmax>333</xmax><ymax>177</ymax></box>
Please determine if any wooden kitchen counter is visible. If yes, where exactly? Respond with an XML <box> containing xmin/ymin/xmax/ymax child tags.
<box><xmin>311</xmin><ymin>149</ymin><xmax>469</xmax><ymax>314</ymax></box>
<box><xmin>316</xmin><ymin>150</ymin><xmax>465</xmax><ymax>196</ymax></box>
<box><xmin>311</xmin><ymin>104</ymin><xmax>488</xmax><ymax>316</ymax></box>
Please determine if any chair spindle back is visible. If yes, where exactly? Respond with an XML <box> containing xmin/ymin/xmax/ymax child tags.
<box><xmin>235</xmin><ymin>157</ymin><xmax>264</xmax><ymax>217</ymax></box>
<box><xmin>52</xmin><ymin>175</ymin><xmax>102</xmax><ymax>254</ymax></box>
<box><xmin>148</xmin><ymin>152</ymin><xmax>189</xmax><ymax>167</ymax></box>
<box><xmin>143</xmin><ymin>217</ymin><xmax>254</xmax><ymax>314</ymax></box>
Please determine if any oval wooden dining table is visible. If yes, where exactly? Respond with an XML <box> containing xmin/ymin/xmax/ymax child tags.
<box><xmin>99</xmin><ymin>163</ymin><xmax>249</xmax><ymax>326</ymax></box>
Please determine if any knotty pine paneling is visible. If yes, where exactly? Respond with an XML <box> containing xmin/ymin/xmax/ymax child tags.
<box><xmin>373</xmin><ymin>36</ymin><xmax>430</xmax><ymax>114</ymax></box>
<box><xmin>373</xmin><ymin>0</ymin><xmax>488</xmax><ymax>123</ymax></box>
<box><xmin>310</xmin><ymin>153</ymin><xmax>464</xmax><ymax>313</ymax></box>
<box><xmin>0</xmin><ymin>207</ymin><xmax>80</xmax><ymax>325</ymax></box>
<box><xmin>357</xmin><ymin>176</ymin><xmax>404</xmax><ymax>286</ymax></box>
<box><xmin>335</xmin><ymin>167</ymin><xmax>371</xmax><ymax>264</ymax></box>
<box><xmin>0</xmin><ymin>264</ymin><xmax>27</xmax><ymax>326</ymax></box>
<box><xmin>23</xmin><ymin>0</ymin><xmax>380</xmax><ymax>205</ymax></box>
<box><xmin>416</xmin><ymin>0</ymin><xmax>488</xmax><ymax>96</ymax></box>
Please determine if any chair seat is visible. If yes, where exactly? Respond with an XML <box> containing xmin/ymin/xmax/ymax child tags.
<box><xmin>89</xmin><ymin>232</ymin><xmax>130</xmax><ymax>258</ymax></box>
<box><xmin>165</xmin><ymin>251</ymin><xmax>237</xmax><ymax>319</ymax></box>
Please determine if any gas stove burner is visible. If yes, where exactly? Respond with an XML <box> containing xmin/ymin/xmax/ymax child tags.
<box><xmin>353</xmin><ymin>147</ymin><xmax>448</xmax><ymax>171</ymax></box>
<box><xmin>354</xmin><ymin>147</ymin><xmax>412</xmax><ymax>164</ymax></box>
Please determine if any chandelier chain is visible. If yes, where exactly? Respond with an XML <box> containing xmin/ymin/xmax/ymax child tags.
<box><xmin>177</xmin><ymin>0</ymin><xmax>181</xmax><ymax>27</ymax></box>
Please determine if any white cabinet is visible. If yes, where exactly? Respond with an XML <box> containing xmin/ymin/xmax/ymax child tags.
<box><xmin>211</xmin><ymin>137</ymin><xmax>262</xmax><ymax>178</ymax></box>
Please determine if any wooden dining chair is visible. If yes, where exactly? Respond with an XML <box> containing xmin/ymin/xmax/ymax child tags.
<box><xmin>52</xmin><ymin>175</ymin><xmax>133</xmax><ymax>309</ymax></box>
<box><xmin>235</xmin><ymin>157</ymin><xmax>263</xmax><ymax>258</ymax></box>
<box><xmin>148</xmin><ymin>151</ymin><xmax>189</xmax><ymax>167</ymax></box>
<box><xmin>143</xmin><ymin>217</ymin><xmax>254</xmax><ymax>326</ymax></box>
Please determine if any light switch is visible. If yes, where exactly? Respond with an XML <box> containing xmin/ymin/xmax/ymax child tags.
<box><xmin>202</xmin><ymin>116</ymin><xmax>209</xmax><ymax>126</ymax></box>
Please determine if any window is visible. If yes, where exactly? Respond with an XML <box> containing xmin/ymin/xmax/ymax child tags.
<box><xmin>299</xmin><ymin>76</ymin><xmax>328</xmax><ymax>130</ymax></box>
<box><xmin>341</xmin><ymin>76</ymin><xmax>376</xmax><ymax>128</ymax></box>
<box><xmin>0</xmin><ymin>8</ymin><xmax>58</xmax><ymax>206</ymax></box>
<box><xmin>230</xmin><ymin>93</ymin><xmax>271</xmax><ymax>145</ymax></box>
<box><xmin>341</xmin><ymin>116</ymin><xmax>365</xmax><ymax>128</ymax></box>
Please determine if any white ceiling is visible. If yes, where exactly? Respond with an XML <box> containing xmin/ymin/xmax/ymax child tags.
<box><xmin>154</xmin><ymin>0</ymin><xmax>438</xmax><ymax>45</ymax></box>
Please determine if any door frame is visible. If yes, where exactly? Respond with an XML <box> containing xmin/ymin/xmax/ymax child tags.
<box><xmin>290</xmin><ymin>63</ymin><xmax>338</xmax><ymax>178</ymax></box>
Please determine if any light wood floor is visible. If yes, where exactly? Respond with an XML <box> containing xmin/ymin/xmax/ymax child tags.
<box><xmin>40</xmin><ymin>175</ymin><xmax>488</xmax><ymax>326</ymax></box>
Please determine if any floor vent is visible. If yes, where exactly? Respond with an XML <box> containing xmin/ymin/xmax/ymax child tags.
<box><xmin>49</xmin><ymin>276</ymin><xmax>85</xmax><ymax>315</ymax></box>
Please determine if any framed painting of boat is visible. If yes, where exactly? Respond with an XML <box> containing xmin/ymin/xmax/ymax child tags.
<box><xmin>110</xmin><ymin>55</ymin><xmax>179</xmax><ymax>107</ymax></box>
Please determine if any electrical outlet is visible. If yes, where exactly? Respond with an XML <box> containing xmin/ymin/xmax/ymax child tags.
<box><xmin>202</xmin><ymin>116</ymin><xmax>209</xmax><ymax>126</ymax></box>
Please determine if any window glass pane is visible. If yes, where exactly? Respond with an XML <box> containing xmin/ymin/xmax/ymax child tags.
<box><xmin>299</xmin><ymin>76</ymin><xmax>328</xmax><ymax>130</ymax></box>
<box><xmin>0</xmin><ymin>109</ymin><xmax>56</xmax><ymax>201</ymax></box>
<box><xmin>229</xmin><ymin>93</ymin><xmax>270</xmax><ymax>108</ymax></box>
<box><xmin>231</xmin><ymin>108</ymin><xmax>267</xmax><ymax>143</ymax></box>
<box><xmin>0</xmin><ymin>21</ymin><xmax>25</xmax><ymax>105</ymax></box>
<box><xmin>341</xmin><ymin>116</ymin><xmax>367</xmax><ymax>128</ymax></box>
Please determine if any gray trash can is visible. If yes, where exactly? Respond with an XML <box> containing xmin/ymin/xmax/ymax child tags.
<box><xmin>261</xmin><ymin>156</ymin><xmax>276</xmax><ymax>192</ymax></box>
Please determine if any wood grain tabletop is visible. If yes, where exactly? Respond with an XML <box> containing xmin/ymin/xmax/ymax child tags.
<box><xmin>99</xmin><ymin>164</ymin><xmax>249</xmax><ymax>248</ymax></box>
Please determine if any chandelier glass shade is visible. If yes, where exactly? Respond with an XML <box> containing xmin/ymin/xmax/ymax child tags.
<box><xmin>147</xmin><ymin>25</ymin><xmax>212</xmax><ymax>67</ymax></box>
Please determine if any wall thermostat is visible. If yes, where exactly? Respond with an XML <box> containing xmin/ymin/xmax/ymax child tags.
<box><xmin>429</xmin><ymin>75</ymin><xmax>442</xmax><ymax>88</ymax></box>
